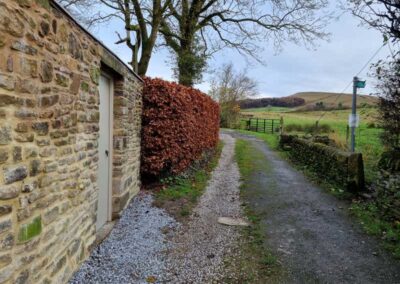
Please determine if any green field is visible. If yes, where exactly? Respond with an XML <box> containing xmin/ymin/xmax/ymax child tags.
<box><xmin>240</xmin><ymin>107</ymin><xmax>383</xmax><ymax>182</ymax></box>
<box><xmin>289</xmin><ymin>92</ymin><xmax>378</xmax><ymax>110</ymax></box>
<box><xmin>242</xmin><ymin>106</ymin><xmax>291</xmax><ymax>113</ymax></box>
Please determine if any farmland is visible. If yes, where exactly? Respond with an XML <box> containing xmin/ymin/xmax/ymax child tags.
<box><xmin>288</xmin><ymin>92</ymin><xmax>378</xmax><ymax>110</ymax></box>
<box><xmin>241</xmin><ymin>106</ymin><xmax>383</xmax><ymax>182</ymax></box>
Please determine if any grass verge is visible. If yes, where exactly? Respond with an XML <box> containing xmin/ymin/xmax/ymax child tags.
<box><xmin>221</xmin><ymin>138</ymin><xmax>283</xmax><ymax>283</ymax></box>
<box><xmin>235</xmin><ymin>129</ymin><xmax>280</xmax><ymax>149</ymax></box>
<box><xmin>153</xmin><ymin>142</ymin><xmax>223</xmax><ymax>221</ymax></box>
<box><xmin>349</xmin><ymin>202</ymin><xmax>400</xmax><ymax>259</ymax></box>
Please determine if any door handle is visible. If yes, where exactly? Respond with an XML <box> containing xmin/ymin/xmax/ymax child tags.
<box><xmin>105</xmin><ymin>150</ymin><xmax>109</xmax><ymax>157</ymax></box>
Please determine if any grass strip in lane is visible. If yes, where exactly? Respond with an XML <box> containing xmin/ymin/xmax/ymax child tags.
<box><xmin>222</xmin><ymin>138</ymin><xmax>283</xmax><ymax>283</ymax></box>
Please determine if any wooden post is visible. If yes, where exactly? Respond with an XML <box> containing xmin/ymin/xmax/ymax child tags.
<box><xmin>272</xmin><ymin>120</ymin><xmax>274</xmax><ymax>134</ymax></box>
<box><xmin>256</xmin><ymin>118</ymin><xmax>259</xmax><ymax>132</ymax></box>
<box><xmin>264</xmin><ymin>119</ymin><xmax>266</xmax><ymax>133</ymax></box>
<box><xmin>280</xmin><ymin>116</ymin><xmax>284</xmax><ymax>134</ymax></box>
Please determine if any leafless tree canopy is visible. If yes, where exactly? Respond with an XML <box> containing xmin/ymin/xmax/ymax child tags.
<box><xmin>157</xmin><ymin>0</ymin><xmax>332</xmax><ymax>85</ymax></box>
<box><xmin>59</xmin><ymin>0</ymin><xmax>173</xmax><ymax>75</ymax></box>
<box><xmin>348</xmin><ymin>0</ymin><xmax>400</xmax><ymax>42</ymax></box>
<box><xmin>209</xmin><ymin>62</ymin><xmax>258</xmax><ymax>127</ymax></box>
<box><xmin>162</xmin><ymin>0</ymin><xmax>330</xmax><ymax>59</ymax></box>
<box><xmin>59</xmin><ymin>0</ymin><xmax>331</xmax><ymax>79</ymax></box>
<box><xmin>209</xmin><ymin>63</ymin><xmax>257</xmax><ymax>103</ymax></box>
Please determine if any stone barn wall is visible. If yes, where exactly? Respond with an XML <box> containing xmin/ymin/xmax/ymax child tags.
<box><xmin>0</xmin><ymin>0</ymin><xmax>142</xmax><ymax>283</ymax></box>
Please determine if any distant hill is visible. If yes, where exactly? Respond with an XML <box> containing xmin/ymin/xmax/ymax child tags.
<box><xmin>239</xmin><ymin>96</ymin><xmax>305</xmax><ymax>109</ymax></box>
<box><xmin>289</xmin><ymin>92</ymin><xmax>378</xmax><ymax>111</ymax></box>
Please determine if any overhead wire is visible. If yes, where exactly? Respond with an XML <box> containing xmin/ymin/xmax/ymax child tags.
<box><xmin>315</xmin><ymin>43</ymin><xmax>386</xmax><ymax>124</ymax></box>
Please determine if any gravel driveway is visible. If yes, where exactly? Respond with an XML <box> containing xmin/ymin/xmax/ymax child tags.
<box><xmin>160</xmin><ymin>133</ymin><xmax>243</xmax><ymax>283</ymax></box>
<box><xmin>69</xmin><ymin>193</ymin><xmax>178</xmax><ymax>284</ymax></box>
<box><xmin>70</xmin><ymin>133</ymin><xmax>243</xmax><ymax>283</ymax></box>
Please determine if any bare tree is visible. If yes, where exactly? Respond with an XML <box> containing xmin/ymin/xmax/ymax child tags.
<box><xmin>59</xmin><ymin>0</ymin><xmax>172</xmax><ymax>75</ymax></box>
<box><xmin>160</xmin><ymin>0</ymin><xmax>332</xmax><ymax>86</ymax></box>
<box><xmin>209</xmin><ymin>63</ymin><xmax>257</xmax><ymax>128</ymax></box>
<box><xmin>347</xmin><ymin>0</ymin><xmax>400</xmax><ymax>149</ymax></box>
<box><xmin>373</xmin><ymin>58</ymin><xmax>400</xmax><ymax>149</ymax></box>
<box><xmin>348</xmin><ymin>0</ymin><xmax>400</xmax><ymax>43</ymax></box>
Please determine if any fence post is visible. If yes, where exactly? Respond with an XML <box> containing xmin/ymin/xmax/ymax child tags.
<box><xmin>272</xmin><ymin>120</ymin><xmax>274</xmax><ymax>134</ymax></box>
<box><xmin>280</xmin><ymin>117</ymin><xmax>284</xmax><ymax>134</ymax></box>
<box><xmin>256</xmin><ymin>118</ymin><xmax>258</xmax><ymax>132</ymax></box>
<box><xmin>264</xmin><ymin>119</ymin><xmax>266</xmax><ymax>133</ymax></box>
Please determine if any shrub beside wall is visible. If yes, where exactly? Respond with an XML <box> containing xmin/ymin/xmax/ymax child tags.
<box><xmin>375</xmin><ymin>151</ymin><xmax>400</xmax><ymax>220</ymax></box>
<box><xmin>141</xmin><ymin>77</ymin><xmax>220</xmax><ymax>178</ymax></box>
<box><xmin>280</xmin><ymin>134</ymin><xmax>365</xmax><ymax>191</ymax></box>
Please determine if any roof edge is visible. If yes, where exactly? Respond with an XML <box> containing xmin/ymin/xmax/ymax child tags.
<box><xmin>50</xmin><ymin>0</ymin><xmax>143</xmax><ymax>82</ymax></box>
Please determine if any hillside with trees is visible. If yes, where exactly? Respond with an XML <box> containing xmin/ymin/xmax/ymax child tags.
<box><xmin>239</xmin><ymin>97</ymin><xmax>305</xmax><ymax>109</ymax></box>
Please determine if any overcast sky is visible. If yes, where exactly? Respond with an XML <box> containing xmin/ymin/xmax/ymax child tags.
<box><xmin>92</xmin><ymin>7</ymin><xmax>391</xmax><ymax>98</ymax></box>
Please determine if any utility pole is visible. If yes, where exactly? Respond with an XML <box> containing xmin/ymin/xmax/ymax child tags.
<box><xmin>350</xmin><ymin>76</ymin><xmax>366</xmax><ymax>152</ymax></box>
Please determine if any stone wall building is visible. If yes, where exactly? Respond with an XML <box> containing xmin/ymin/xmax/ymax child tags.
<box><xmin>0</xmin><ymin>0</ymin><xmax>143</xmax><ymax>282</ymax></box>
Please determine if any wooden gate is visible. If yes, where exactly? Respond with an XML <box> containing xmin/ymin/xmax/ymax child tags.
<box><xmin>243</xmin><ymin>118</ymin><xmax>281</xmax><ymax>134</ymax></box>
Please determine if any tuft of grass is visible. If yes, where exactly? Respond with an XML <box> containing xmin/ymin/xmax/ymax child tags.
<box><xmin>350</xmin><ymin>202</ymin><xmax>400</xmax><ymax>259</ymax></box>
<box><xmin>154</xmin><ymin>141</ymin><xmax>223</xmax><ymax>221</ymax></box>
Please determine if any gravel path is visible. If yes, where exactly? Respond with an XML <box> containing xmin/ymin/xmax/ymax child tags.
<box><xmin>227</xmin><ymin>130</ymin><xmax>400</xmax><ymax>284</ymax></box>
<box><xmin>70</xmin><ymin>133</ymin><xmax>243</xmax><ymax>283</ymax></box>
<box><xmin>160</xmin><ymin>133</ymin><xmax>243</xmax><ymax>283</ymax></box>
<box><xmin>69</xmin><ymin>193</ymin><xmax>178</xmax><ymax>284</ymax></box>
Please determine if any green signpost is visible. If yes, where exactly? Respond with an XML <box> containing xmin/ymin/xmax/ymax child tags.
<box><xmin>355</xmin><ymin>80</ymin><xmax>366</xmax><ymax>89</ymax></box>
<box><xmin>350</xmin><ymin>77</ymin><xmax>366</xmax><ymax>152</ymax></box>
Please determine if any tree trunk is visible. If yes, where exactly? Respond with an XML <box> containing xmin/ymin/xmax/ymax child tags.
<box><xmin>138</xmin><ymin>46</ymin><xmax>152</xmax><ymax>76</ymax></box>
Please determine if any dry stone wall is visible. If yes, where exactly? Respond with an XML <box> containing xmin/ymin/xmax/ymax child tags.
<box><xmin>280</xmin><ymin>134</ymin><xmax>365</xmax><ymax>192</ymax></box>
<box><xmin>0</xmin><ymin>0</ymin><xmax>142</xmax><ymax>283</ymax></box>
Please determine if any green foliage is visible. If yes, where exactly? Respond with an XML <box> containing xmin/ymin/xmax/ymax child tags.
<box><xmin>285</xmin><ymin>123</ymin><xmax>332</xmax><ymax>134</ymax></box>
<box><xmin>350</xmin><ymin>202</ymin><xmax>400</xmax><ymax>259</ymax></box>
<box><xmin>220</xmin><ymin>103</ymin><xmax>241</xmax><ymax>128</ymax></box>
<box><xmin>155</xmin><ymin>142</ymin><xmax>223</xmax><ymax>219</ymax></box>
<box><xmin>315</xmin><ymin>101</ymin><xmax>325</xmax><ymax>110</ymax></box>
<box><xmin>173</xmin><ymin>38</ymin><xmax>207</xmax><ymax>86</ymax></box>
<box><xmin>372</xmin><ymin>57</ymin><xmax>400</xmax><ymax>150</ymax></box>
<box><xmin>374</xmin><ymin>158</ymin><xmax>400</xmax><ymax>222</ymax></box>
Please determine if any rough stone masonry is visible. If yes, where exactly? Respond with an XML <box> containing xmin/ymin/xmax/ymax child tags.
<box><xmin>0</xmin><ymin>0</ymin><xmax>143</xmax><ymax>282</ymax></box>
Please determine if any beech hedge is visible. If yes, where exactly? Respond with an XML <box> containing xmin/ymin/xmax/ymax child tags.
<box><xmin>141</xmin><ymin>77</ymin><xmax>220</xmax><ymax>178</ymax></box>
